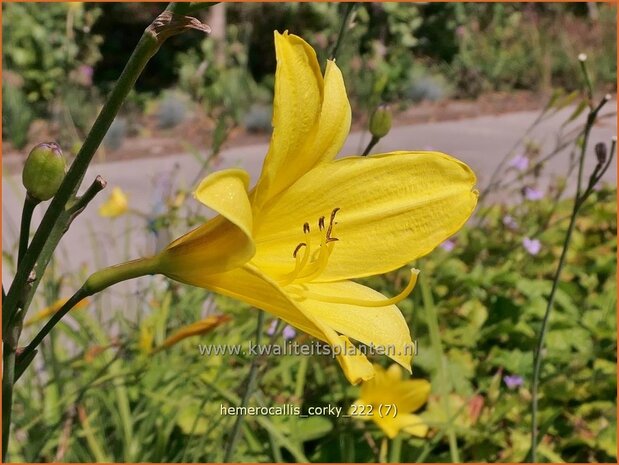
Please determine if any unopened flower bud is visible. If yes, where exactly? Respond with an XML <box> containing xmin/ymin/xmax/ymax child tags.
<box><xmin>595</xmin><ymin>142</ymin><xmax>607</xmax><ymax>165</ymax></box>
<box><xmin>22</xmin><ymin>142</ymin><xmax>66</xmax><ymax>201</ymax></box>
<box><xmin>369</xmin><ymin>104</ymin><xmax>392</xmax><ymax>139</ymax></box>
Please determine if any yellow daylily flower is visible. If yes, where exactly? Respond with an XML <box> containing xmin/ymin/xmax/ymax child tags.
<box><xmin>154</xmin><ymin>31</ymin><xmax>478</xmax><ymax>384</ymax></box>
<box><xmin>99</xmin><ymin>187</ymin><xmax>128</xmax><ymax>217</ymax></box>
<box><xmin>153</xmin><ymin>315</ymin><xmax>231</xmax><ymax>353</ymax></box>
<box><xmin>351</xmin><ymin>364</ymin><xmax>430</xmax><ymax>439</ymax></box>
<box><xmin>24</xmin><ymin>297</ymin><xmax>89</xmax><ymax>327</ymax></box>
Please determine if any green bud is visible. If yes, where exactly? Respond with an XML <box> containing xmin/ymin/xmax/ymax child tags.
<box><xmin>22</xmin><ymin>142</ymin><xmax>67</xmax><ymax>201</ymax></box>
<box><xmin>369</xmin><ymin>104</ymin><xmax>392</xmax><ymax>139</ymax></box>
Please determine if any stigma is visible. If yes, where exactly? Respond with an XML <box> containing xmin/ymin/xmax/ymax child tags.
<box><xmin>291</xmin><ymin>268</ymin><xmax>420</xmax><ymax>307</ymax></box>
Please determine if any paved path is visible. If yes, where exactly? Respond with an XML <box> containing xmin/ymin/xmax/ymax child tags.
<box><xmin>3</xmin><ymin>105</ymin><xmax>616</xmax><ymax>290</ymax></box>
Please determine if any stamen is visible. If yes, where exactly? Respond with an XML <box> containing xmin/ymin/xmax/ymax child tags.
<box><xmin>326</xmin><ymin>208</ymin><xmax>340</xmax><ymax>241</ymax></box>
<box><xmin>300</xmin><ymin>269</ymin><xmax>420</xmax><ymax>307</ymax></box>
<box><xmin>297</xmin><ymin>241</ymin><xmax>335</xmax><ymax>281</ymax></box>
<box><xmin>280</xmin><ymin>208</ymin><xmax>341</xmax><ymax>285</ymax></box>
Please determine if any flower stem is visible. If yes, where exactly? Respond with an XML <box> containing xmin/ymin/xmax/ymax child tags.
<box><xmin>17</xmin><ymin>195</ymin><xmax>40</xmax><ymax>266</ymax></box>
<box><xmin>379</xmin><ymin>437</ymin><xmax>388</xmax><ymax>463</ymax></box>
<box><xmin>223</xmin><ymin>310</ymin><xmax>265</xmax><ymax>462</ymax></box>
<box><xmin>2</xmin><ymin>344</ymin><xmax>16</xmax><ymax>461</ymax></box>
<box><xmin>330</xmin><ymin>2</ymin><xmax>356</xmax><ymax>60</ymax></box>
<box><xmin>362</xmin><ymin>135</ymin><xmax>380</xmax><ymax>157</ymax></box>
<box><xmin>389</xmin><ymin>435</ymin><xmax>403</xmax><ymax>463</ymax></box>
<box><xmin>529</xmin><ymin>93</ymin><xmax>610</xmax><ymax>461</ymax></box>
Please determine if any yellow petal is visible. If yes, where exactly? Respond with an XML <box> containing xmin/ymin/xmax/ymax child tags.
<box><xmin>375</xmin><ymin>413</ymin><xmax>429</xmax><ymax>439</ymax></box>
<box><xmin>401</xmin><ymin>414</ymin><xmax>429</xmax><ymax>437</ymax></box>
<box><xmin>334</xmin><ymin>335</ymin><xmax>375</xmax><ymax>384</ymax></box>
<box><xmin>255</xmin><ymin>59</ymin><xmax>352</xmax><ymax>205</ymax></box>
<box><xmin>359</xmin><ymin>364</ymin><xmax>430</xmax><ymax>413</ymax></box>
<box><xmin>159</xmin><ymin>169</ymin><xmax>255</xmax><ymax>277</ymax></box>
<box><xmin>252</xmin><ymin>31</ymin><xmax>324</xmax><ymax>208</ymax></box>
<box><xmin>98</xmin><ymin>187</ymin><xmax>128</xmax><ymax>218</ymax></box>
<box><xmin>179</xmin><ymin>265</ymin><xmax>325</xmax><ymax>339</ymax></box>
<box><xmin>386</xmin><ymin>363</ymin><xmax>404</xmax><ymax>381</ymax></box>
<box><xmin>396</xmin><ymin>379</ymin><xmax>431</xmax><ymax>413</ymax></box>
<box><xmin>253</xmin><ymin>151</ymin><xmax>478</xmax><ymax>281</ymax></box>
<box><xmin>309</xmin><ymin>60</ymin><xmax>351</xmax><ymax>164</ymax></box>
<box><xmin>170</xmin><ymin>263</ymin><xmax>376</xmax><ymax>384</ymax></box>
<box><xmin>291</xmin><ymin>280</ymin><xmax>413</xmax><ymax>371</ymax></box>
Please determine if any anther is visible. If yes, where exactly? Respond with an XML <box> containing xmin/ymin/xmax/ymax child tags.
<box><xmin>326</xmin><ymin>207</ymin><xmax>340</xmax><ymax>241</ymax></box>
<box><xmin>318</xmin><ymin>216</ymin><xmax>325</xmax><ymax>230</ymax></box>
<box><xmin>303</xmin><ymin>222</ymin><xmax>310</xmax><ymax>234</ymax></box>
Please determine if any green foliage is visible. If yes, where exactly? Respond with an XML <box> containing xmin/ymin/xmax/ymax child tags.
<box><xmin>448</xmin><ymin>3</ymin><xmax>616</xmax><ymax>96</ymax></box>
<box><xmin>2</xmin><ymin>2</ymin><xmax>102</xmax><ymax>105</ymax></box>
<box><xmin>2</xmin><ymin>75</ymin><xmax>34</xmax><ymax>149</ymax></box>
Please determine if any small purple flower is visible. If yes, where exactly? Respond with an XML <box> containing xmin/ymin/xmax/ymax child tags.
<box><xmin>78</xmin><ymin>64</ymin><xmax>94</xmax><ymax>85</ymax></box>
<box><xmin>509</xmin><ymin>154</ymin><xmax>529</xmax><ymax>171</ymax></box>
<box><xmin>522</xmin><ymin>237</ymin><xmax>541</xmax><ymax>255</ymax></box>
<box><xmin>440</xmin><ymin>240</ymin><xmax>455</xmax><ymax>252</ymax></box>
<box><xmin>524</xmin><ymin>187</ymin><xmax>543</xmax><ymax>201</ymax></box>
<box><xmin>282</xmin><ymin>325</ymin><xmax>296</xmax><ymax>340</ymax></box>
<box><xmin>503</xmin><ymin>374</ymin><xmax>524</xmax><ymax>389</ymax></box>
<box><xmin>502</xmin><ymin>215</ymin><xmax>518</xmax><ymax>230</ymax></box>
<box><xmin>266</xmin><ymin>320</ymin><xmax>278</xmax><ymax>336</ymax></box>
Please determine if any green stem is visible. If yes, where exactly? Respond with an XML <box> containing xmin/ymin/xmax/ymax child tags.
<box><xmin>419</xmin><ymin>275</ymin><xmax>460</xmax><ymax>463</ymax></box>
<box><xmin>330</xmin><ymin>3</ymin><xmax>356</xmax><ymax>60</ymax></box>
<box><xmin>223</xmin><ymin>310</ymin><xmax>265</xmax><ymax>462</ymax></box>
<box><xmin>379</xmin><ymin>437</ymin><xmax>388</xmax><ymax>463</ymax></box>
<box><xmin>530</xmin><ymin>94</ymin><xmax>609</xmax><ymax>461</ymax></box>
<box><xmin>389</xmin><ymin>435</ymin><xmax>403</xmax><ymax>463</ymax></box>
<box><xmin>2</xmin><ymin>344</ymin><xmax>16</xmax><ymax>461</ymax></box>
<box><xmin>16</xmin><ymin>256</ymin><xmax>161</xmax><ymax>379</ymax></box>
<box><xmin>17</xmin><ymin>195</ymin><xmax>40</xmax><ymax>266</ymax></box>
<box><xmin>362</xmin><ymin>135</ymin><xmax>380</xmax><ymax>157</ymax></box>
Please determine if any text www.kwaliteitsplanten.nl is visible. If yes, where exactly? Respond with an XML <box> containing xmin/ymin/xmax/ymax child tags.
<box><xmin>197</xmin><ymin>340</ymin><xmax>418</xmax><ymax>358</ymax></box>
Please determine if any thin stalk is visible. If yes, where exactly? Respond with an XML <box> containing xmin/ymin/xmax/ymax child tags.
<box><xmin>223</xmin><ymin>310</ymin><xmax>265</xmax><ymax>462</ymax></box>
<box><xmin>362</xmin><ymin>135</ymin><xmax>380</xmax><ymax>157</ymax></box>
<box><xmin>2</xmin><ymin>344</ymin><xmax>16</xmax><ymax>461</ymax></box>
<box><xmin>419</xmin><ymin>275</ymin><xmax>460</xmax><ymax>463</ymax></box>
<box><xmin>330</xmin><ymin>3</ymin><xmax>356</xmax><ymax>60</ymax></box>
<box><xmin>530</xmin><ymin>94</ymin><xmax>609</xmax><ymax>460</ymax></box>
<box><xmin>17</xmin><ymin>195</ymin><xmax>40</xmax><ymax>266</ymax></box>
<box><xmin>389</xmin><ymin>435</ymin><xmax>403</xmax><ymax>463</ymax></box>
<box><xmin>379</xmin><ymin>437</ymin><xmax>388</xmax><ymax>463</ymax></box>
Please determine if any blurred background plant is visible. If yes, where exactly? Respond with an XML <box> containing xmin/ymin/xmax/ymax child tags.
<box><xmin>3</xmin><ymin>2</ymin><xmax>615</xmax><ymax>154</ymax></box>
